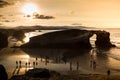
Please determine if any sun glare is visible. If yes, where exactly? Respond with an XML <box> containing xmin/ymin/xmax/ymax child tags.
<box><xmin>23</xmin><ymin>33</ymin><xmax>30</xmax><ymax>43</ymax></box>
<box><xmin>22</xmin><ymin>3</ymin><xmax>38</xmax><ymax>15</ymax></box>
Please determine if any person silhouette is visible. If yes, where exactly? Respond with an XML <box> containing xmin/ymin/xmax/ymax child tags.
<box><xmin>36</xmin><ymin>57</ymin><xmax>38</xmax><ymax>61</ymax></box>
<box><xmin>28</xmin><ymin>62</ymin><xmax>30</xmax><ymax>68</ymax></box>
<box><xmin>76</xmin><ymin>62</ymin><xmax>79</xmax><ymax>70</ymax></box>
<box><xmin>19</xmin><ymin>60</ymin><xmax>22</xmax><ymax>68</ymax></box>
<box><xmin>107</xmin><ymin>69</ymin><xmax>110</xmax><ymax>76</ymax></box>
<box><xmin>90</xmin><ymin>60</ymin><xmax>93</xmax><ymax>68</ymax></box>
<box><xmin>33</xmin><ymin>62</ymin><xmax>35</xmax><ymax>68</ymax></box>
<box><xmin>70</xmin><ymin>62</ymin><xmax>72</xmax><ymax>71</ymax></box>
<box><xmin>93</xmin><ymin>61</ymin><xmax>96</xmax><ymax>69</ymax></box>
<box><xmin>25</xmin><ymin>62</ymin><xmax>27</xmax><ymax>68</ymax></box>
<box><xmin>16</xmin><ymin>61</ymin><xmax>18</xmax><ymax>68</ymax></box>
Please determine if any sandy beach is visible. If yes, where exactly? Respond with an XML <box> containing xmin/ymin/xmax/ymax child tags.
<box><xmin>9</xmin><ymin>68</ymin><xmax>120</xmax><ymax>80</ymax></box>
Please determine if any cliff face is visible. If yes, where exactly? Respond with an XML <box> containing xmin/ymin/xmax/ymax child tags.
<box><xmin>0</xmin><ymin>32</ymin><xmax>8</xmax><ymax>48</ymax></box>
<box><xmin>94</xmin><ymin>31</ymin><xmax>115</xmax><ymax>48</ymax></box>
<box><xmin>21</xmin><ymin>29</ymin><xmax>115</xmax><ymax>49</ymax></box>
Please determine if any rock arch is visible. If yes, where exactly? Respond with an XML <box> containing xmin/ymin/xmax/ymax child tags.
<box><xmin>93</xmin><ymin>30</ymin><xmax>115</xmax><ymax>48</ymax></box>
<box><xmin>21</xmin><ymin>29</ymin><xmax>116</xmax><ymax>49</ymax></box>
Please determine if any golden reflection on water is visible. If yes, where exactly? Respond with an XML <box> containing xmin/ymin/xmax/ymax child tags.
<box><xmin>106</xmin><ymin>48</ymin><xmax>120</xmax><ymax>69</ymax></box>
<box><xmin>7</xmin><ymin>54</ymin><xmax>31</xmax><ymax>64</ymax></box>
<box><xmin>107</xmin><ymin>57</ymin><xmax>120</xmax><ymax>69</ymax></box>
<box><xmin>23</xmin><ymin>36</ymin><xmax>30</xmax><ymax>43</ymax></box>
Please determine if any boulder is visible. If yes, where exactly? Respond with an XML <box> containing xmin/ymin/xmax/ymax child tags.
<box><xmin>0</xmin><ymin>64</ymin><xmax>8</xmax><ymax>80</ymax></box>
<box><xmin>10</xmin><ymin>68</ymin><xmax>61</xmax><ymax>80</ymax></box>
<box><xmin>25</xmin><ymin>68</ymin><xmax>51</xmax><ymax>78</ymax></box>
<box><xmin>94</xmin><ymin>31</ymin><xmax>115</xmax><ymax>48</ymax></box>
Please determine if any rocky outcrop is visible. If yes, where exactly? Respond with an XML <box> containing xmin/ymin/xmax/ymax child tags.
<box><xmin>0</xmin><ymin>32</ymin><xmax>8</xmax><ymax>48</ymax></box>
<box><xmin>12</xmin><ymin>30</ymin><xmax>25</xmax><ymax>42</ymax></box>
<box><xmin>21</xmin><ymin>29</ymin><xmax>94</xmax><ymax>49</ymax></box>
<box><xmin>0</xmin><ymin>64</ymin><xmax>8</xmax><ymax>80</ymax></box>
<box><xmin>21</xmin><ymin>29</ymin><xmax>115</xmax><ymax>49</ymax></box>
<box><xmin>25</xmin><ymin>68</ymin><xmax>51</xmax><ymax>78</ymax></box>
<box><xmin>10</xmin><ymin>68</ymin><xmax>60</xmax><ymax>80</ymax></box>
<box><xmin>94</xmin><ymin>30</ymin><xmax>115</xmax><ymax>48</ymax></box>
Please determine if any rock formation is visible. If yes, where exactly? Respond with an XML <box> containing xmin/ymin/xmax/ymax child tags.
<box><xmin>0</xmin><ymin>32</ymin><xmax>8</xmax><ymax>48</ymax></box>
<box><xmin>94</xmin><ymin>30</ymin><xmax>115</xmax><ymax>48</ymax></box>
<box><xmin>0</xmin><ymin>64</ymin><xmax>8</xmax><ymax>80</ymax></box>
<box><xmin>21</xmin><ymin>29</ymin><xmax>94</xmax><ymax>49</ymax></box>
<box><xmin>21</xmin><ymin>29</ymin><xmax>115</xmax><ymax>49</ymax></box>
<box><xmin>10</xmin><ymin>68</ymin><xmax>60</xmax><ymax>80</ymax></box>
<box><xmin>25</xmin><ymin>68</ymin><xmax>51</xmax><ymax>78</ymax></box>
<box><xmin>12</xmin><ymin>30</ymin><xmax>25</xmax><ymax>42</ymax></box>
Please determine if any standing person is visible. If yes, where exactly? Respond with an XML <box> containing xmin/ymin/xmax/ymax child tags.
<box><xmin>107</xmin><ymin>69</ymin><xmax>111</xmax><ymax>80</ymax></box>
<box><xmin>70</xmin><ymin>62</ymin><xmax>72</xmax><ymax>71</ymax></box>
<box><xmin>76</xmin><ymin>62</ymin><xmax>79</xmax><ymax>71</ymax></box>
<box><xmin>25</xmin><ymin>62</ymin><xmax>27</xmax><ymax>68</ymax></box>
<box><xmin>33</xmin><ymin>62</ymin><xmax>35</xmax><ymax>68</ymax></box>
<box><xmin>36</xmin><ymin>57</ymin><xmax>38</xmax><ymax>61</ymax></box>
<box><xmin>28</xmin><ymin>62</ymin><xmax>30</xmax><ymax>68</ymax></box>
<box><xmin>36</xmin><ymin>62</ymin><xmax>38</xmax><ymax>66</ymax></box>
<box><xmin>90</xmin><ymin>60</ymin><xmax>93</xmax><ymax>68</ymax></box>
<box><xmin>16</xmin><ymin>61</ymin><xmax>18</xmax><ymax>68</ymax></box>
<box><xmin>107</xmin><ymin>69</ymin><xmax>111</xmax><ymax>76</ymax></box>
<box><xmin>19</xmin><ymin>60</ymin><xmax>22</xmax><ymax>68</ymax></box>
<box><xmin>25</xmin><ymin>62</ymin><xmax>27</xmax><ymax>73</ymax></box>
<box><xmin>47</xmin><ymin>57</ymin><xmax>49</xmax><ymax>63</ymax></box>
<box><xmin>45</xmin><ymin>56</ymin><xmax>48</xmax><ymax>65</ymax></box>
<box><xmin>90</xmin><ymin>48</ymin><xmax>96</xmax><ymax>57</ymax></box>
<box><xmin>41</xmin><ymin>56</ymin><xmax>43</xmax><ymax>62</ymax></box>
<box><xmin>93</xmin><ymin>61</ymin><xmax>96</xmax><ymax>69</ymax></box>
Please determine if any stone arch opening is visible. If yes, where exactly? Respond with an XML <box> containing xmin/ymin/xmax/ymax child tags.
<box><xmin>90</xmin><ymin>34</ymin><xmax>97</xmax><ymax>48</ymax></box>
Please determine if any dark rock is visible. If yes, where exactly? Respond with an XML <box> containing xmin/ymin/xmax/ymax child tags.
<box><xmin>10</xmin><ymin>68</ymin><xmax>61</xmax><ymax>80</ymax></box>
<box><xmin>0</xmin><ymin>64</ymin><xmax>8</xmax><ymax>80</ymax></box>
<box><xmin>0</xmin><ymin>32</ymin><xmax>8</xmax><ymax>48</ymax></box>
<box><xmin>10</xmin><ymin>75</ymin><xmax>25</xmax><ymax>80</ymax></box>
<box><xmin>12</xmin><ymin>30</ymin><xmax>25</xmax><ymax>42</ymax></box>
<box><xmin>21</xmin><ymin>29</ymin><xmax>115</xmax><ymax>49</ymax></box>
<box><xmin>25</xmin><ymin>68</ymin><xmax>50</xmax><ymax>78</ymax></box>
<box><xmin>94</xmin><ymin>31</ymin><xmax>116</xmax><ymax>48</ymax></box>
<box><xmin>21</xmin><ymin>29</ymin><xmax>94</xmax><ymax>49</ymax></box>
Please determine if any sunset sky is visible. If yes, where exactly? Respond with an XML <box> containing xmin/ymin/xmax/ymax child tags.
<box><xmin>1</xmin><ymin>0</ymin><xmax>120</xmax><ymax>28</ymax></box>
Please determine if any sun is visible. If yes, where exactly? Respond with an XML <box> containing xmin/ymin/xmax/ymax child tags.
<box><xmin>22</xmin><ymin>3</ymin><xmax>38</xmax><ymax>15</ymax></box>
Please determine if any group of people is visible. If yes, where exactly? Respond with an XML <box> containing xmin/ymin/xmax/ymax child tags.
<box><xmin>70</xmin><ymin>61</ymin><xmax>80</xmax><ymax>71</ymax></box>
<box><xmin>15</xmin><ymin>57</ymin><xmax>50</xmax><ymax>69</ymax></box>
<box><xmin>15</xmin><ymin>60</ymin><xmax>22</xmax><ymax>68</ymax></box>
<box><xmin>16</xmin><ymin>58</ymin><xmax>38</xmax><ymax>69</ymax></box>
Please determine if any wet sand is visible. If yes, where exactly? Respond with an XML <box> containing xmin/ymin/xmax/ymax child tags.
<box><xmin>1</xmin><ymin>48</ymin><xmax>120</xmax><ymax>79</ymax></box>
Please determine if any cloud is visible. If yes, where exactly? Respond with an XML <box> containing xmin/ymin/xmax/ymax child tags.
<box><xmin>0</xmin><ymin>15</ymin><xmax>3</xmax><ymax>17</ymax></box>
<box><xmin>72</xmin><ymin>23</ymin><xmax>82</xmax><ymax>25</ymax></box>
<box><xmin>70</xmin><ymin>11</ymin><xmax>75</xmax><ymax>15</ymax></box>
<box><xmin>33</xmin><ymin>14</ymin><xmax>55</xmax><ymax>19</ymax></box>
<box><xmin>3</xmin><ymin>20</ymin><xmax>10</xmax><ymax>22</ymax></box>
<box><xmin>1</xmin><ymin>19</ymin><xmax>15</xmax><ymax>22</ymax></box>
<box><xmin>0</xmin><ymin>0</ymin><xmax>10</xmax><ymax>8</ymax></box>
